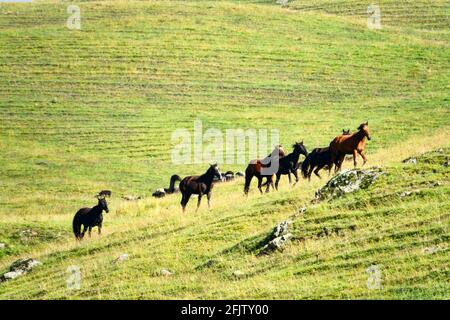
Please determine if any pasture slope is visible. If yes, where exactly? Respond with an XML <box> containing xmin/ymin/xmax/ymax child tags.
<box><xmin>0</xmin><ymin>0</ymin><xmax>449</xmax><ymax>299</ymax></box>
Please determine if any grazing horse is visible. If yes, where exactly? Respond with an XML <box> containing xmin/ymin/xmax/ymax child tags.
<box><xmin>244</xmin><ymin>145</ymin><xmax>285</xmax><ymax>194</ymax></box>
<box><xmin>301</xmin><ymin>130</ymin><xmax>352</xmax><ymax>180</ymax></box>
<box><xmin>273</xmin><ymin>141</ymin><xmax>308</xmax><ymax>189</ymax></box>
<box><xmin>330</xmin><ymin>121</ymin><xmax>372</xmax><ymax>172</ymax></box>
<box><xmin>73</xmin><ymin>193</ymin><xmax>110</xmax><ymax>240</ymax></box>
<box><xmin>179</xmin><ymin>164</ymin><xmax>222</xmax><ymax>212</ymax></box>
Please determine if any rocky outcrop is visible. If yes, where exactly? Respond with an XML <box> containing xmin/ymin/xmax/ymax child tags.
<box><xmin>260</xmin><ymin>220</ymin><xmax>294</xmax><ymax>254</ymax></box>
<box><xmin>1</xmin><ymin>258</ymin><xmax>41</xmax><ymax>282</ymax></box>
<box><xmin>315</xmin><ymin>167</ymin><xmax>383</xmax><ymax>201</ymax></box>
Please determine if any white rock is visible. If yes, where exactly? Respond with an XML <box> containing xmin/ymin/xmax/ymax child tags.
<box><xmin>159</xmin><ymin>269</ymin><xmax>173</xmax><ymax>276</ymax></box>
<box><xmin>113</xmin><ymin>253</ymin><xmax>129</xmax><ymax>264</ymax></box>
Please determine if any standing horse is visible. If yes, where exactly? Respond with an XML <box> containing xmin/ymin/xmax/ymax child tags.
<box><xmin>273</xmin><ymin>141</ymin><xmax>308</xmax><ymax>190</ymax></box>
<box><xmin>330</xmin><ymin>121</ymin><xmax>372</xmax><ymax>172</ymax></box>
<box><xmin>179</xmin><ymin>164</ymin><xmax>222</xmax><ymax>212</ymax></box>
<box><xmin>244</xmin><ymin>145</ymin><xmax>285</xmax><ymax>195</ymax></box>
<box><xmin>73</xmin><ymin>193</ymin><xmax>110</xmax><ymax>240</ymax></box>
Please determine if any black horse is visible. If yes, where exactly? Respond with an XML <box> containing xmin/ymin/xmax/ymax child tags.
<box><xmin>273</xmin><ymin>141</ymin><xmax>308</xmax><ymax>189</ymax></box>
<box><xmin>301</xmin><ymin>147</ymin><xmax>334</xmax><ymax>180</ymax></box>
<box><xmin>179</xmin><ymin>164</ymin><xmax>222</xmax><ymax>212</ymax></box>
<box><xmin>72</xmin><ymin>193</ymin><xmax>109</xmax><ymax>240</ymax></box>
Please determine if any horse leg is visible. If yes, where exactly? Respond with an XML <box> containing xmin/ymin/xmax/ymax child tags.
<box><xmin>287</xmin><ymin>171</ymin><xmax>292</xmax><ymax>186</ymax></box>
<box><xmin>275</xmin><ymin>173</ymin><xmax>281</xmax><ymax>190</ymax></box>
<box><xmin>257</xmin><ymin>177</ymin><xmax>263</xmax><ymax>194</ymax></box>
<box><xmin>81</xmin><ymin>224</ymin><xmax>87</xmax><ymax>239</ymax></box>
<box><xmin>88</xmin><ymin>226</ymin><xmax>92</xmax><ymax>238</ymax></box>
<box><xmin>181</xmin><ymin>193</ymin><xmax>191</xmax><ymax>212</ymax></box>
<box><xmin>265</xmin><ymin>177</ymin><xmax>271</xmax><ymax>193</ymax></box>
<box><xmin>244</xmin><ymin>174</ymin><xmax>253</xmax><ymax>195</ymax></box>
<box><xmin>359</xmin><ymin>150</ymin><xmax>367</xmax><ymax>166</ymax></box>
<box><xmin>353</xmin><ymin>150</ymin><xmax>358</xmax><ymax>168</ymax></box>
<box><xmin>196</xmin><ymin>194</ymin><xmax>202</xmax><ymax>212</ymax></box>
<box><xmin>98</xmin><ymin>223</ymin><xmax>102</xmax><ymax>235</ymax></box>
<box><xmin>307</xmin><ymin>165</ymin><xmax>314</xmax><ymax>181</ymax></box>
<box><xmin>270</xmin><ymin>177</ymin><xmax>275</xmax><ymax>191</ymax></box>
<box><xmin>292</xmin><ymin>169</ymin><xmax>299</xmax><ymax>186</ymax></box>
<box><xmin>314</xmin><ymin>165</ymin><xmax>324</xmax><ymax>179</ymax></box>
<box><xmin>207</xmin><ymin>192</ymin><xmax>212</xmax><ymax>209</ymax></box>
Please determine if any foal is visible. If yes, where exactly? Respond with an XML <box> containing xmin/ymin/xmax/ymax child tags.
<box><xmin>179</xmin><ymin>164</ymin><xmax>222</xmax><ymax>212</ymax></box>
<box><xmin>73</xmin><ymin>193</ymin><xmax>109</xmax><ymax>240</ymax></box>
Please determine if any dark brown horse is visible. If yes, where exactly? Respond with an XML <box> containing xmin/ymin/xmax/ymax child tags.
<box><xmin>301</xmin><ymin>129</ymin><xmax>351</xmax><ymax>180</ymax></box>
<box><xmin>243</xmin><ymin>145</ymin><xmax>285</xmax><ymax>194</ymax></box>
<box><xmin>179</xmin><ymin>164</ymin><xmax>222</xmax><ymax>212</ymax></box>
<box><xmin>330</xmin><ymin>121</ymin><xmax>371</xmax><ymax>172</ymax></box>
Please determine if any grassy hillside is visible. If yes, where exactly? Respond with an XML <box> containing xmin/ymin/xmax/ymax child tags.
<box><xmin>0</xmin><ymin>0</ymin><xmax>449</xmax><ymax>299</ymax></box>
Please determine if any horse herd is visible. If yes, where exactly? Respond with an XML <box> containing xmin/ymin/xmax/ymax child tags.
<box><xmin>72</xmin><ymin>122</ymin><xmax>371</xmax><ymax>240</ymax></box>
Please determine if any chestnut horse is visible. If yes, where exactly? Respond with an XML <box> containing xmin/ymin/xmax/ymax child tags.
<box><xmin>244</xmin><ymin>145</ymin><xmax>285</xmax><ymax>194</ymax></box>
<box><xmin>330</xmin><ymin>121</ymin><xmax>371</xmax><ymax>172</ymax></box>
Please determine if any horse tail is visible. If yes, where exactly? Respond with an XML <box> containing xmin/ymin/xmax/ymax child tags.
<box><xmin>168</xmin><ymin>174</ymin><xmax>182</xmax><ymax>193</ymax></box>
<box><xmin>72</xmin><ymin>212</ymin><xmax>82</xmax><ymax>240</ymax></box>
<box><xmin>244</xmin><ymin>164</ymin><xmax>254</xmax><ymax>194</ymax></box>
<box><xmin>301</xmin><ymin>154</ymin><xmax>312</xmax><ymax>179</ymax></box>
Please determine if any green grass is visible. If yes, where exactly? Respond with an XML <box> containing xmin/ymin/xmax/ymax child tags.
<box><xmin>0</xmin><ymin>0</ymin><xmax>449</xmax><ymax>299</ymax></box>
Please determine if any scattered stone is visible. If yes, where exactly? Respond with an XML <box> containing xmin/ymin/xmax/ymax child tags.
<box><xmin>19</xmin><ymin>229</ymin><xmax>38</xmax><ymax>241</ymax></box>
<box><xmin>443</xmin><ymin>160</ymin><xmax>450</xmax><ymax>167</ymax></box>
<box><xmin>159</xmin><ymin>268</ymin><xmax>173</xmax><ymax>277</ymax></box>
<box><xmin>35</xmin><ymin>160</ymin><xmax>49</xmax><ymax>166</ymax></box>
<box><xmin>403</xmin><ymin>157</ymin><xmax>417</xmax><ymax>165</ymax></box>
<box><xmin>112</xmin><ymin>253</ymin><xmax>129</xmax><ymax>264</ymax></box>
<box><xmin>232</xmin><ymin>270</ymin><xmax>245</xmax><ymax>279</ymax></box>
<box><xmin>262</xmin><ymin>233</ymin><xmax>293</xmax><ymax>254</ymax></box>
<box><xmin>0</xmin><ymin>243</ymin><xmax>5</xmax><ymax>250</ymax></box>
<box><xmin>152</xmin><ymin>189</ymin><xmax>166</xmax><ymax>198</ymax></box>
<box><xmin>1</xmin><ymin>258</ymin><xmax>41</xmax><ymax>282</ymax></box>
<box><xmin>260</xmin><ymin>220</ymin><xmax>294</xmax><ymax>254</ymax></box>
<box><xmin>423</xmin><ymin>246</ymin><xmax>440</xmax><ymax>255</ymax></box>
<box><xmin>122</xmin><ymin>195</ymin><xmax>143</xmax><ymax>201</ymax></box>
<box><xmin>315</xmin><ymin>167</ymin><xmax>384</xmax><ymax>201</ymax></box>
<box><xmin>400</xmin><ymin>191</ymin><xmax>413</xmax><ymax>198</ymax></box>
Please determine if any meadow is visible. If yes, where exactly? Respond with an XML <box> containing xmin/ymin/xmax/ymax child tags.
<box><xmin>0</xmin><ymin>0</ymin><xmax>448</xmax><ymax>299</ymax></box>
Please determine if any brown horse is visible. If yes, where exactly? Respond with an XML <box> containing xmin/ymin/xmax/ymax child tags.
<box><xmin>244</xmin><ymin>145</ymin><xmax>285</xmax><ymax>194</ymax></box>
<box><xmin>179</xmin><ymin>164</ymin><xmax>222</xmax><ymax>212</ymax></box>
<box><xmin>330</xmin><ymin>121</ymin><xmax>371</xmax><ymax>172</ymax></box>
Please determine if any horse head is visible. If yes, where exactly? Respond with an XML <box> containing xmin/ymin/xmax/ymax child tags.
<box><xmin>209</xmin><ymin>163</ymin><xmax>222</xmax><ymax>180</ymax></box>
<box><xmin>357</xmin><ymin>121</ymin><xmax>371</xmax><ymax>140</ymax></box>
<box><xmin>293</xmin><ymin>141</ymin><xmax>308</xmax><ymax>157</ymax></box>
<box><xmin>96</xmin><ymin>194</ymin><xmax>109</xmax><ymax>213</ymax></box>
<box><xmin>342</xmin><ymin>129</ymin><xmax>350</xmax><ymax>135</ymax></box>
